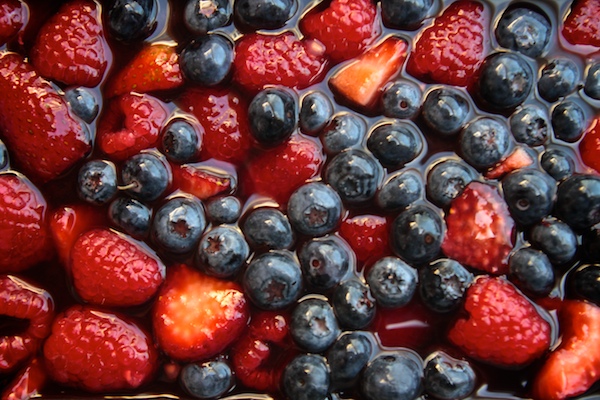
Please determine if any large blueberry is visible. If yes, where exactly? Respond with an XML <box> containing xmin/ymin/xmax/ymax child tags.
<box><xmin>366</xmin><ymin>256</ymin><xmax>418</xmax><ymax>308</ymax></box>
<box><xmin>290</xmin><ymin>297</ymin><xmax>340</xmax><ymax>352</ymax></box>
<box><xmin>242</xmin><ymin>207</ymin><xmax>294</xmax><ymax>250</ymax></box>
<box><xmin>196</xmin><ymin>226</ymin><xmax>249</xmax><ymax>278</ymax></box>
<box><xmin>298</xmin><ymin>236</ymin><xmax>350</xmax><ymax>291</ymax></box>
<box><xmin>282</xmin><ymin>354</ymin><xmax>330</xmax><ymax>400</ymax></box>
<box><xmin>325</xmin><ymin>149</ymin><xmax>383</xmax><ymax>204</ymax></box>
<box><xmin>287</xmin><ymin>182</ymin><xmax>342</xmax><ymax>237</ymax></box>
<box><xmin>180</xmin><ymin>34</ymin><xmax>234</xmax><ymax>86</ymax></box>
<box><xmin>477</xmin><ymin>52</ymin><xmax>533</xmax><ymax>110</ymax></box>
<box><xmin>390</xmin><ymin>204</ymin><xmax>444</xmax><ymax>264</ymax></box>
<box><xmin>151</xmin><ymin>196</ymin><xmax>206</xmax><ymax>254</ymax></box>
<box><xmin>361</xmin><ymin>352</ymin><xmax>422</xmax><ymax>400</ymax></box>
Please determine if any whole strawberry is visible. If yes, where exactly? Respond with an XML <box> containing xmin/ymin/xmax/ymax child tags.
<box><xmin>43</xmin><ymin>305</ymin><xmax>158</xmax><ymax>392</ymax></box>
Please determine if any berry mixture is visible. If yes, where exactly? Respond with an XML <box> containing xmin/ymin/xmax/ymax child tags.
<box><xmin>1</xmin><ymin>0</ymin><xmax>600</xmax><ymax>399</ymax></box>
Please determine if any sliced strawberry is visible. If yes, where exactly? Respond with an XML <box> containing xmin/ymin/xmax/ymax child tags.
<box><xmin>105</xmin><ymin>43</ymin><xmax>184</xmax><ymax>98</ymax></box>
<box><xmin>172</xmin><ymin>163</ymin><xmax>235</xmax><ymax>201</ymax></box>
<box><xmin>442</xmin><ymin>181</ymin><xmax>515</xmax><ymax>274</ymax></box>
<box><xmin>0</xmin><ymin>0</ymin><xmax>24</xmax><ymax>46</ymax></box>
<box><xmin>329</xmin><ymin>36</ymin><xmax>408</xmax><ymax>111</ymax></box>
<box><xmin>339</xmin><ymin>214</ymin><xmax>391</xmax><ymax>268</ymax></box>
<box><xmin>30</xmin><ymin>0</ymin><xmax>109</xmax><ymax>87</ymax></box>
<box><xmin>448</xmin><ymin>276</ymin><xmax>551</xmax><ymax>368</ymax></box>
<box><xmin>1</xmin><ymin>357</ymin><xmax>47</xmax><ymax>400</ymax></box>
<box><xmin>485</xmin><ymin>146</ymin><xmax>535</xmax><ymax>179</ymax></box>
<box><xmin>579</xmin><ymin>116</ymin><xmax>600</xmax><ymax>174</ymax></box>
<box><xmin>532</xmin><ymin>300</ymin><xmax>600</xmax><ymax>400</ymax></box>
<box><xmin>152</xmin><ymin>264</ymin><xmax>249</xmax><ymax>362</ymax></box>
<box><xmin>562</xmin><ymin>0</ymin><xmax>600</xmax><ymax>48</ymax></box>
<box><xmin>97</xmin><ymin>92</ymin><xmax>168</xmax><ymax>161</ymax></box>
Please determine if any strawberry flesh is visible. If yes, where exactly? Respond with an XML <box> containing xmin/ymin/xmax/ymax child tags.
<box><xmin>171</xmin><ymin>163</ymin><xmax>234</xmax><ymax>201</ymax></box>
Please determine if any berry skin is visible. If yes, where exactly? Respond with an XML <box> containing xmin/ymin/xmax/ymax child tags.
<box><xmin>0</xmin><ymin>172</ymin><xmax>53</xmax><ymax>273</ymax></box>
<box><xmin>299</xmin><ymin>90</ymin><xmax>334</xmax><ymax>135</ymax></box>
<box><xmin>0</xmin><ymin>52</ymin><xmax>91</xmax><ymax>182</ymax></box>
<box><xmin>152</xmin><ymin>264</ymin><xmax>249</xmax><ymax>362</ymax></box>
<box><xmin>320</xmin><ymin>112</ymin><xmax>366</xmax><ymax>155</ymax></box>
<box><xmin>161</xmin><ymin>118</ymin><xmax>201</xmax><ymax>163</ymax></box>
<box><xmin>361</xmin><ymin>352</ymin><xmax>422</xmax><ymax>400</ymax></box>
<box><xmin>205</xmin><ymin>195</ymin><xmax>242</xmax><ymax>224</ymax></box>
<box><xmin>537</xmin><ymin>58</ymin><xmax>579</xmax><ymax>102</ymax></box>
<box><xmin>0</xmin><ymin>275</ymin><xmax>54</xmax><ymax>372</ymax></box>
<box><xmin>442</xmin><ymin>181</ymin><xmax>515</xmax><ymax>274</ymax></box>
<box><xmin>196</xmin><ymin>225</ymin><xmax>250</xmax><ymax>278</ymax></box>
<box><xmin>556</xmin><ymin>174</ymin><xmax>600</xmax><ymax>230</ymax></box>
<box><xmin>562</xmin><ymin>0</ymin><xmax>600</xmax><ymax>47</ymax></box>
<box><xmin>70</xmin><ymin>228</ymin><xmax>166</xmax><ymax>307</ymax></box>
<box><xmin>287</xmin><ymin>182</ymin><xmax>343</xmax><ymax>237</ymax></box>
<box><xmin>325</xmin><ymin>149</ymin><xmax>383</xmax><ymax>204</ymax></box>
<box><xmin>107</xmin><ymin>0</ymin><xmax>157</xmax><ymax>42</ymax></box>
<box><xmin>171</xmin><ymin>163</ymin><xmax>234</xmax><ymax>201</ymax></box>
<box><xmin>477</xmin><ymin>52</ymin><xmax>534</xmax><ymax>110</ymax></box>
<box><xmin>377</xmin><ymin>169</ymin><xmax>423</xmax><ymax>211</ymax></box>
<box><xmin>184</xmin><ymin>0</ymin><xmax>231</xmax><ymax>35</ymax></box>
<box><xmin>180</xmin><ymin>34</ymin><xmax>234</xmax><ymax>86</ymax></box>
<box><xmin>233</xmin><ymin>31</ymin><xmax>327</xmax><ymax>93</ymax></box>
<box><xmin>579</xmin><ymin>116</ymin><xmax>600</xmax><ymax>174</ymax></box>
<box><xmin>568</xmin><ymin>264</ymin><xmax>600</xmax><ymax>305</ymax></box>
<box><xmin>419</xmin><ymin>258</ymin><xmax>473</xmax><ymax>313</ymax></box>
<box><xmin>64</xmin><ymin>87</ymin><xmax>99</xmax><ymax>124</ymax></box>
<box><xmin>423</xmin><ymin>351</ymin><xmax>476</xmax><ymax>400</ymax></box>
<box><xmin>298</xmin><ymin>236</ymin><xmax>350</xmax><ymax>290</ymax></box>
<box><xmin>381</xmin><ymin>80</ymin><xmax>422</xmax><ymax>120</ymax></box>
<box><xmin>366</xmin><ymin>256</ymin><xmax>418</xmax><ymax>308</ymax></box>
<box><xmin>367</xmin><ymin>122</ymin><xmax>422</xmax><ymax>168</ymax></box>
<box><xmin>121</xmin><ymin>152</ymin><xmax>171</xmax><ymax>202</ymax></box>
<box><xmin>501</xmin><ymin>168</ymin><xmax>556</xmax><ymax>226</ymax></box>
<box><xmin>300</xmin><ymin>0</ymin><xmax>380</xmax><ymax>62</ymax></box>
<box><xmin>282</xmin><ymin>354</ymin><xmax>330</xmax><ymax>400</ymax></box>
<box><xmin>529</xmin><ymin>217</ymin><xmax>577</xmax><ymax>265</ymax></box>
<box><xmin>326</xmin><ymin>332</ymin><xmax>372</xmax><ymax>385</ymax></box>
<box><xmin>533</xmin><ymin>300</ymin><xmax>600</xmax><ymax>400</ymax></box>
<box><xmin>426</xmin><ymin>158</ymin><xmax>477</xmax><ymax>208</ymax></box>
<box><xmin>509</xmin><ymin>105</ymin><xmax>549</xmax><ymax>146</ymax></box>
<box><xmin>381</xmin><ymin>0</ymin><xmax>433</xmax><ymax>30</ymax></box>
<box><xmin>0</xmin><ymin>0</ymin><xmax>24</xmax><ymax>46</ymax></box>
<box><xmin>242</xmin><ymin>207</ymin><xmax>294</xmax><ymax>250</ymax></box>
<box><xmin>460</xmin><ymin>117</ymin><xmax>512</xmax><ymax>170</ymax></box>
<box><xmin>290</xmin><ymin>298</ymin><xmax>340</xmax><ymax>352</ymax></box>
<box><xmin>421</xmin><ymin>87</ymin><xmax>470</xmax><ymax>136</ymax></box>
<box><xmin>541</xmin><ymin>147</ymin><xmax>574</xmax><ymax>181</ymax></box>
<box><xmin>509</xmin><ymin>247</ymin><xmax>554</xmax><ymax>296</ymax></box>
<box><xmin>76</xmin><ymin>160</ymin><xmax>118</xmax><ymax>206</ymax></box>
<box><xmin>108</xmin><ymin>197</ymin><xmax>152</xmax><ymax>239</ymax></box>
<box><xmin>105</xmin><ymin>44</ymin><xmax>183</xmax><ymax>98</ymax></box>
<box><xmin>30</xmin><ymin>0</ymin><xmax>108</xmax><ymax>87</ymax></box>
<box><xmin>0</xmin><ymin>138</ymin><xmax>8</xmax><ymax>171</ymax></box>
<box><xmin>551</xmin><ymin>100</ymin><xmax>586</xmax><ymax>142</ymax></box>
<box><xmin>584</xmin><ymin>61</ymin><xmax>600</xmax><ymax>100</ymax></box>
<box><xmin>339</xmin><ymin>214</ymin><xmax>390</xmax><ymax>266</ymax></box>
<box><xmin>179</xmin><ymin>361</ymin><xmax>233</xmax><ymax>399</ymax></box>
<box><xmin>43</xmin><ymin>305</ymin><xmax>158</xmax><ymax>392</ymax></box>
<box><xmin>332</xmin><ymin>279</ymin><xmax>375</xmax><ymax>329</ymax></box>
<box><xmin>97</xmin><ymin>93</ymin><xmax>168</xmax><ymax>161</ymax></box>
<box><xmin>448</xmin><ymin>276</ymin><xmax>551</xmax><ymax>367</ymax></box>
<box><xmin>1</xmin><ymin>357</ymin><xmax>47</xmax><ymax>400</ymax></box>
<box><xmin>390</xmin><ymin>204</ymin><xmax>444</xmax><ymax>265</ymax></box>
<box><xmin>234</xmin><ymin>0</ymin><xmax>296</xmax><ymax>30</ymax></box>
<box><xmin>406</xmin><ymin>0</ymin><xmax>486</xmax><ymax>87</ymax></box>
<box><xmin>151</xmin><ymin>196</ymin><xmax>207</xmax><ymax>254</ymax></box>
<box><xmin>248</xmin><ymin>87</ymin><xmax>297</xmax><ymax>146</ymax></box>
<box><xmin>495</xmin><ymin>5</ymin><xmax>551</xmax><ymax>58</ymax></box>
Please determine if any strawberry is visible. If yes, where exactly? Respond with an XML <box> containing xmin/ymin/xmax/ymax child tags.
<box><xmin>105</xmin><ymin>43</ymin><xmax>184</xmax><ymax>98</ymax></box>
<box><xmin>406</xmin><ymin>0</ymin><xmax>487</xmax><ymax>87</ymax></box>
<box><xmin>43</xmin><ymin>305</ymin><xmax>158</xmax><ymax>392</ymax></box>
<box><xmin>172</xmin><ymin>163</ymin><xmax>234</xmax><ymax>201</ymax></box>
<box><xmin>1</xmin><ymin>357</ymin><xmax>47</xmax><ymax>400</ymax></box>
<box><xmin>339</xmin><ymin>214</ymin><xmax>391</xmax><ymax>267</ymax></box>
<box><xmin>579</xmin><ymin>116</ymin><xmax>600</xmax><ymax>174</ymax></box>
<box><xmin>97</xmin><ymin>92</ymin><xmax>168</xmax><ymax>161</ymax></box>
<box><xmin>178</xmin><ymin>87</ymin><xmax>253</xmax><ymax>164</ymax></box>
<box><xmin>329</xmin><ymin>36</ymin><xmax>408</xmax><ymax>111</ymax></box>
<box><xmin>0</xmin><ymin>172</ymin><xmax>52</xmax><ymax>273</ymax></box>
<box><xmin>30</xmin><ymin>0</ymin><xmax>109</xmax><ymax>87</ymax></box>
<box><xmin>0</xmin><ymin>52</ymin><xmax>91</xmax><ymax>182</ymax></box>
<box><xmin>485</xmin><ymin>146</ymin><xmax>535</xmax><ymax>179</ymax></box>
<box><xmin>70</xmin><ymin>228</ymin><xmax>166</xmax><ymax>308</ymax></box>
<box><xmin>232</xmin><ymin>31</ymin><xmax>327</xmax><ymax>93</ymax></box>
<box><xmin>562</xmin><ymin>0</ymin><xmax>600</xmax><ymax>48</ymax></box>
<box><xmin>152</xmin><ymin>264</ymin><xmax>249</xmax><ymax>362</ymax></box>
<box><xmin>0</xmin><ymin>0</ymin><xmax>24</xmax><ymax>46</ymax></box>
<box><xmin>441</xmin><ymin>181</ymin><xmax>515</xmax><ymax>274</ymax></box>
<box><xmin>532</xmin><ymin>300</ymin><xmax>600</xmax><ymax>400</ymax></box>
<box><xmin>300</xmin><ymin>0</ymin><xmax>381</xmax><ymax>62</ymax></box>
<box><xmin>0</xmin><ymin>275</ymin><xmax>54</xmax><ymax>372</ymax></box>
<box><xmin>448</xmin><ymin>276</ymin><xmax>552</xmax><ymax>367</ymax></box>
<box><xmin>244</xmin><ymin>134</ymin><xmax>323</xmax><ymax>205</ymax></box>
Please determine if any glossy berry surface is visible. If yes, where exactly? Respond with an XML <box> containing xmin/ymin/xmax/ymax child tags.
<box><xmin>361</xmin><ymin>353</ymin><xmax>422</xmax><ymax>400</ymax></box>
<box><xmin>422</xmin><ymin>87</ymin><xmax>470</xmax><ymax>136</ymax></box>
<box><xmin>242</xmin><ymin>207</ymin><xmax>293</xmax><ymax>250</ymax></box>
<box><xmin>180</xmin><ymin>360</ymin><xmax>233</xmax><ymax>399</ymax></box>
<box><xmin>326</xmin><ymin>331</ymin><xmax>372</xmax><ymax>385</ymax></box>
<box><xmin>287</xmin><ymin>182</ymin><xmax>342</xmax><ymax>237</ymax></box>
<box><xmin>509</xmin><ymin>105</ymin><xmax>549</xmax><ymax>146</ymax></box>
<box><xmin>381</xmin><ymin>80</ymin><xmax>421</xmax><ymax>119</ymax></box>
<box><xmin>234</xmin><ymin>0</ymin><xmax>296</xmax><ymax>29</ymax></box>
<box><xmin>108</xmin><ymin>196</ymin><xmax>152</xmax><ymax>238</ymax></box>
<box><xmin>495</xmin><ymin>5</ymin><xmax>550</xmax><ymax>58</ymax></box>
<box><xmin>377</xmin><ymin>169</ymin><xmax>423</xmax><ymax>211</ymax></box>
<box><xmin>121</xmin><ymin>152</ymin><xmax>171</xmax><ymax>202</ymax></box>
<box><xmin>419</xmin><ymin>258</ymin><xmax>473</xmax><ymax>313</ymax></box>
<box><xmin>282</xmin><ymin>354</ymin><xmax>330</xmax><ymax>400</ymax></box>
<box><xmin>367</xmin><ymin>122</ymin><xmax>422</xmax><ymax>168</ymax></box>
<box><xmin>509</xmin><ymin>247</ymin><xmax>554</xmax><ymax>296</ymax></box>
<box><xmin>180</xmin><ymin>34</ymin><xmax>234</xmax><ymax>86</ymax></box>
<box><xmin>248</xmin><ymin>87</ymin><xmax>297</xmax><ymax>146</ymax></box>
<box><xmin>424</xmin><ymin>351</ymin><xmax>476</xmax><ymax>400</ymax></box>
<box><xmin>107</xmin><ymin>0</ymin><xmax>158</xmax><ymax>42</ymax></box>
<box><xmin>366</xmin><ymin>256</ymin><xmax>418</xmax><ymax>307</ymax></box>
<box><xmin>151</xmin><ymin>196</ymin><xmax>207</xmax><ymax>254</ymax></box>
<box><xmin>320</xmin><ymin>112</ymin><xmax>365</xmax><ymax>154</ymax></box>
<box><xmin>290</xmin><ymin>297</ymin><xmax>340</xmax><ymax>352</ymax></box>
<box><xmin>184</xmin><ymin>0</ymin><xmax>231</xmax><ymax>34</ymax></box>
<box><xmin>76</xmin><ymin>160</ymin><xmax>118</xmax><ymax>205</ymax></box>
<box><xmin>299</xmin><ymin>90</ymin><xmax>334</xmax><ymax>134</ymax></box>
<box><xmin>298</xmin><ymin>236</ymin><xmax>350</xmax><ymax>290</ymax></box>
<box><xmin>332</xmin><ymin>279</ymin><xmax>375</xmax><ymax>329</ymax></box>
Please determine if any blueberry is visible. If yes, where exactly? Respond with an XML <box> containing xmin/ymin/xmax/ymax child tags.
<box><xmin>509</xmin><ymin>105</ymin><xmax>549</xmax><ymax>146</ymax></box>
<box><xmin>234</xmin><ymin>0</ymin><xmax>296</xmax><ymax>30</ymax></box>
<box><xmin>65</xmin><ymin>87</ymin><xmax>99</xmax><ymax>123</ymax></box>
<box><xmin>184</xmin><ymin>0</ymin><xmax>231</xmax><ymax>35</ymax></box>
<box><xmin>538</xmin><ymin>58</ymin><xmax>580</xmax><ymax>102</ymax></box>
<box><xmin>495</xmin><ymin>5</ymin><xmax>551</xmax><ymax>58</ymax></box>
<box><xmin>0</xmin><ymin>139</ymin><xmax>8</xmax><ymax>171</ymax></box>
<box><xmin>242</xmin><ymin>207</ymin><xmax>294</xmax><ymax>250</ymax></box>
<box><xmin>390</xmin><ymin>205</ymin><xmax>444</xmax><ymax>264</ymax></box>
<box><xmin>419</xmin><ymin>259</ymin><xmax>473</xmax><ymax>313</ymax></box>
<box><xmin>529</xmin><ymin>217</ymin><xmax>577</xmax><ymax>265</ymax></box>
<box><xmin>422</xmin><ymin>87</ymin><xmax>470</xmax><ymax>136</ymax></box>
<box><xmin>382</xmin><ymin>80</ymin><xmax>422</xmax><ymax>119</ymax></box>
<box><xmin>290</xmin><ymin>297</ymin><xmax>340</xmax><ymax>352</ymax></box>
<box><xmin>243</xmin><ymin>251</ymin><xmax>302</xmax><ymax>309</ymax></box>
<box><xmin>367</xmin><ymin>122</ymin><xmax>423</xmax><ymax>168</ymax></box>
<box><xmin>325</xmin><ymin>149</ymin><xmax>383</xmax><ymax>204</ymax></box>
<box><xmin>299</xmin><ymin>91</ymin><xmax>334</xmax><ymax>135</ymax></box>
<box><xmin>381</xmin><ymin>0</ymin><xmax>433</xmax><ymax>30</ymax></box>
<box><xmin>121</xmin><ymin>152</ymin><xmax>170</xmax><ymax>202</ymax></box>
<box><xmin>108</xmin><ymin>197</ymin><xmax>152</xmax><ymax>239</ymax></box>
<box><xmin>366</xmin><ymin>256</ymin><xmax>418</xmax><ymax>308</ymax></box>
<box><xmin>326</xmin><ymin>332</ymin><xmax>372</xmax><ymax>386</ymax></box>
<box><xmin>376</xmin><ymin>169</ymin><xmax>423</xmax><ymax>211</ymax></box>
<box><xmin>582</xmin><ymin>226</ymin><xmax>600</xmax><ymax>262</ymax></box>
<box><xmin>478</xmin><ymin>52</ymin><xmax>533</xmax><ymax>110</ymax></box>
<box><xmin>320</xmin><ymin>112</ymin><xmax>366</xmax><ymax>155</ymax></box>
<box><xmin>584</xmin><ymin>61</ymin><xmax>600</xmax><ymax>100</ymax></box>
<box><xmin>248</xmin><ymin>88</ymin><xmax>297</xmax><ymax>146</ymax></box>
<box><xmin>180</xmin><ymin>34</ymin><xmax>234</xmax><ymax>86</ymax></box>
<box><xmin>287</xmin><ymin>182</ymin><xmax>343</xmax><ymax>237</ymax></box>
<box><xmin>556</xmin><ymin>174</ymin><xmax>600</xmax><ymax>230</ymax></box>
<box><xmin>205</xmin><ymin>195</ymin><xmax>242</xmax><ymax>224</ymax></box>
<box><xmin>423</xmin><ymin>351</ymin><xmax>476</xmax><ymax>400</ymax></box>
<box><xmin>361</xmin><ymin>353</ymin><xmax>422</xmax><ymax>400</ymax></box>
<box><xmin>540</xmin><ymin>147</ymin><xmax>574</xmax><ymax>181</ymax></box>
<box><xmin>180</xmin><ymin>360</ymin><xmax>233</xmax><ymax>399</ymax></box>
<box><xmin>161</xmin><ymin>119</ymin><xmax>201</xmax><ymax>163</ymax></box>
<box><xmin>282</xmin><ymin>354</ymin><xmax>330</xmax><ymax>400</ymax></box>
<box><xmin>426</xmin><ymin>159</ymin><xmax>477</xmax><ymax>208</ymax></box>
<box><xmin>501</xmin><ymin>168</ymin><xmax>556</xmax><ymax>226</ymax></box>
<box><xmin>332</xmin><ymin>279</ymin><xmax>375</xmax><ymax>330</ymax></box>
<box><xmin>77</xmin><ymin>160</ymin><xmax>118</xmax><ymax>205</ymax></box>
<box><xmin>196</xmin><ymin>226</ymin><xmax>250</xmax><ymax>278</ymax></box>
<box><xmin>509</xmin><ymin>247</ymin><xmax>554</xmax><ymax>296</ymax></box>
<box><xmin>151</xmin><ymin>196</ymin><xmax>206</xmax><ymax>254</ymax></box>
<box><xmin>298</xmin><ymin>236</ymin><xmax>350</xmax><ymax>291</ymax></box>
<box><xmin>107</xmin><ymin>0</ymin><xmax>158</xmax><ymax>42</ymax></box>
<box><xmin>552</xmin><ymin>100</ymin><xmax>586</xmax><ymax>142</ymax></box>
<box><xmin>460</xmin><ymin>117</ymin><xmax>512</xmax><ymax>169</ymax></box>
<box><xmin>568</xmin><ymin>264</ymin><xmax>600</xmax><ymax>305</ymax></box>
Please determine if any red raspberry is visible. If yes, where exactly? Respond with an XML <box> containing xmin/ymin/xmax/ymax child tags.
<box><xmin>563</xmin><ymin>0</ymin><xmax>600</xmax><ymax>48</ymax></box>
<box><xmin>233</xmin><ymin>31</ymin><xmax>327</xmax><ymax>93</ymax></box>
<box><xmin>1</xmin><ymin>357</ymin><xmax>47</xmax><ymax>400</ymax></box>
<box><xmin>448</xmin><ymin>276</ymin><xmax>551</xmax><ymax>367</ymax></box>
<box><xmin>300</xmin><ymin>0</ymin><xmax>381</xmax><ymax>62</ymax></box>
<box><xmin>0</xmin><ymin>0</ymin><xmax>24</xmax><ymax>46</ymax></box>
<box><xmin>339</xmin><ymin>214</ymin><xmax>391</xmax><ymax>267</ymax></box>
<box><xmin>30</xmin><ymin>0</ymin><xmax>109</xmax><ymax>87</ymax></box>
<box><xmin>70</xmin><ymin>228</ymin><xmax>166</xmax><ymax>308</ymax></box>
<box><xmin>43</xmin><ymin>305</ymin><xmax>158</xmax><ymax>392</ymax></box>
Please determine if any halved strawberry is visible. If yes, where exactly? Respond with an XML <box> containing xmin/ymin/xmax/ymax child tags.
<box><xmin>339</xmin><ymin>214</ymin><xmax>391</xmax><ymax>268</ymax></box>
<box><xmin>562</xmin><ymin>0</ymin><xmax>600</xmax><ymax>48</ymax></box>
<box><xmin>152</xmin><ymin>264</ymin><xmax>249</xmax><ymax>362</ymax></box>
<box><xmin>171</xmin><ymin>163</ymin><xmax>235</xmax><ymax>201</ymax></box>
<box><xmin>1</xmin><ymin>357</ymin><xmax>47</xmax><ymax>400</ymax></box>
<box><xmin>485</xmin><ymin>146</ymin><xmax>534</xmax><ymax>179</ymax></box>
<box><xmin>0</xmin><ymin>0</ymin><xmax>24</xmax><ymax>46</ymax></box>
<box><xmin>579</xmin><ymin>116</ymin><xmax>600</xmax><ymax>174</ymax></box>
<box><xmin>329</xmin><ymin>36</ymin><xmax>408</xmax><ymax>111</ymax></box>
